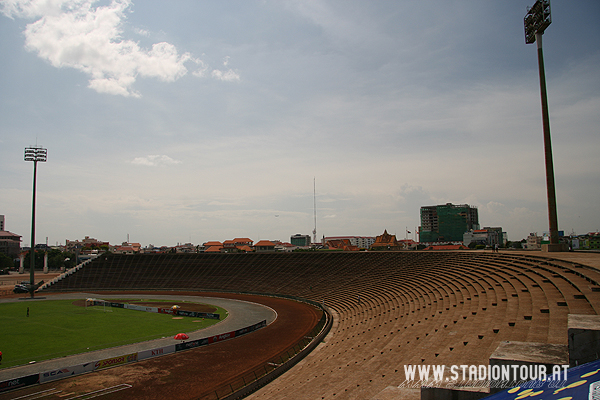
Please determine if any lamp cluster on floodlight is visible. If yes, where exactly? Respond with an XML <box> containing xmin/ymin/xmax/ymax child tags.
<box><xmin>24</xmin><ymin>146</ymin><xmax>48</xmax><ymax>163</ymax></box>
<box><xmin>524</xmin><ymin>0</ymin><xmax>551</xmax><ymax>44</ymax></box>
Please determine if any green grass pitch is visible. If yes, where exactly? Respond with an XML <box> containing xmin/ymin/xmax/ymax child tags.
<box><xmin>0</xmin><ymin>299</ymin><xmax>228</xmax><ymax>369</ymax></box>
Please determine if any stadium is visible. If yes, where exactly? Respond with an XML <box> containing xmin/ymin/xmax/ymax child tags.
<box><xmin>1</xmin><ymin>250</ymin><xmax>599</xmax><ymax>400</ymax></box>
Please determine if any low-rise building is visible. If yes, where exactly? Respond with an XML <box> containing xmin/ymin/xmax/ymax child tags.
<box><xmin>113</xmin><ymin>245</ymin><xmax>136</xmax><ymax>254</ymax></box>
<box><xmin>112</xmin><ymin>242</ymin><xmax>141</xmax><ymax>254</ymax></box>
<box><xmin>233</xmin><ymin>238</ymin><xmax>253</xmax><ymax>247</ymax></box>
<box><xmin>255</xmin><ymin>240</ymin><xmax>276</xmax><ymax>252</ymax></box>
<box><xmin>0</xmin><ymin>230</ymin><xmax>21</xmax><ymax>259</ymax></box>
<box><xmin>174</xmin><ymin>243</ymin><xmax>197</xmax><ymax>253</ymax></box>
<box><xmin>463</xmin><ymin>230</ymin><xmax>488</xmax><ymax>247</ymax></box>
<box><xmin>322</xmin><ymin>236</ymin><xmax>375</xmax><ymax>249</ymax></box>
<box><xmin>570</xmin><ymin>232</ymin><xmax>600</xmax><ymax>250</ymax></box>
<box><xmin>325</xmin><ymin>239</ymin><xmax>359</xmax><ymax>251</ymax></box>
<box><xmin>463</xmin><ymin>227</ymin><xmax>505</xmax><ymax>247</ymax></box>
<box><xmin>203</xmin><ymin>241</ymin><xmax>223</xmax><ymax>252</ymax></box>
<box><xmin>275</xmin><ymin>242</ymin><xmax>297</xmax><ymax>252</ymax></box>
<box><xmin>66</xmin><ymin>236</ymin><xmax>110</xmax><ymax>253</ymax></box>
<box><xmin>222</xmin><ymin>239</ymin><xmax>236</xmax><ymax>251</ymax></box>
<box><xmin>589</xmin><ymin>232</ymin><xmax>600</xmax><ymax>249</ymax></box>
<box><xmin>526</xmin><ymin>233</ymin><xmax>542</xmax><ymax>249</ymax></box>
<box><xmin>221</xmin><ymin>238</ymin><xmax>254</xmax><ymax>253</ymax></box>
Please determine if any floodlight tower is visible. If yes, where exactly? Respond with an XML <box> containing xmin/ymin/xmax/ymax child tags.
<box><xmin>313</xmin><ymin>177</ymin><xmax>317</xmax><ymax>245</ymax></box>
<box><xmin>24</xmin><ymin>146</ymin><xmax>47</xmax><ymax>298</ymax></box>
<box><xmin>524</xmin><ymin>0</ymin><xmax>560</xmax><ymax>250</ymax></box>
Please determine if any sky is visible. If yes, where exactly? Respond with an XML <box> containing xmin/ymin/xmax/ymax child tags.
<box><xmin>1</xmin><ymin>0</ymin><xmax>599</xmax><ymax>247</ymax></box>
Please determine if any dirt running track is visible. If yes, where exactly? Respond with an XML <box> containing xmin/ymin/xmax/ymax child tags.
<box><xmin>0</xmin><ymin>292</ymin><xmax>322</xmax><ymax>400</ymax></box>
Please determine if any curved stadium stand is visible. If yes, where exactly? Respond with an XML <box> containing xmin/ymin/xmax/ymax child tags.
<box><xmin>42</xmin><ymin>251</ymin><xmax>600</xmax><ymax>399</ymax></box>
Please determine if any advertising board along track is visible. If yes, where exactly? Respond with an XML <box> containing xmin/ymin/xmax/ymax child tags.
<box><xmin>0</xmin><ymin>292</ymin><xmax>277</xmax><ymax>386</ymax></box>
<box><xmin>85</xmin><ymin>298</ymin><xmax>221</xmax><ymax>320</ymax></box>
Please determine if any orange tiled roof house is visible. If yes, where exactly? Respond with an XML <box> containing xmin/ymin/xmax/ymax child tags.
<box><xmin>370</xmin><ymin>230</ymin><xmax>402</xmax><ymax>251</ymax></box>
<box><xmin>254</xmin><ymin>240</ymin><xmax>276</xmax><ymax>252</ymax></box>
<box><xmin>325</xmin><ymin>239</ymin><xmax>359</xmax><ymax>251</ymax></box>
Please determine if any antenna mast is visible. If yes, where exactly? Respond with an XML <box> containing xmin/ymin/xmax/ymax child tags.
<box><xmin>313</xmin><ymin>177</ymin><xmax>317</xmax><ymax>244</ymax></box>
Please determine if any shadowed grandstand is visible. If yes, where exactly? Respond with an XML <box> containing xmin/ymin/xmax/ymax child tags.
<box><xmin>42</xmin><ymin>251</ymin><xmax>600</xmax><ymax>399</ymax></box>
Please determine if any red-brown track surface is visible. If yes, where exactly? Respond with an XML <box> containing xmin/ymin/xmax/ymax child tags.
<box><xmin>0</xmin><ymin>291</ymin><xmax>322</xmax><ymax>400</ymax></box>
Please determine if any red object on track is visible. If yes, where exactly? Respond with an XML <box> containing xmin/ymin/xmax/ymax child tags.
<box><xmin>174</xmin><ymin>333</ymin><xmax>189</xmax><ymax>341</ymax></box>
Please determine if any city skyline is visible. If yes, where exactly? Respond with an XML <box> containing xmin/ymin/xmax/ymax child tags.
<box><xmin>1</xmin><ymin>1</ymin><xmax>599</xmax><ymax>247</ymax></box>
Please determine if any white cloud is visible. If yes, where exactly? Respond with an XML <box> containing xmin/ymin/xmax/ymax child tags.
<box><xmin>131</xmin><ymin>155</ymin><xmax>181</xmax><ymax>167</ymax></box>
<box><xmin>2</xmin><ymin>0</ymin><xmax>234</xmax><ymax>96</ymax></box>
<box><xmin>191</xmin><ymin>59</ymin><xmax>209</xmax><ymax>77</ymax></box>
<box><xmin>89</xmin><ymin>75</ymin><xmax>138</xmax><ymax>97</ymax></box>
<box><xmin>211</xmin><ymin>68</ymin><xmax>240</xmax><ymax>82</ymax></box>
<box><xmin>1</xmin><ymin>0</ymin><xmax>71</xmax><ymax>19</ymax></box>
<box><xmin>133</xmin><ymin>27</ymin><xmax>150</xmax><ymax>37</ymax></box>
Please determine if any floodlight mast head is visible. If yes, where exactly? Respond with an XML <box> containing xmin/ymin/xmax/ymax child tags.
<box><xmin>24</xmin><ymin>146</ymin><xmax>48</xmax><ymax>162</ymax></box>
<box><xmin>524</xmin><ymin>0</ymin><xmax>551</xmax><ymax>44</ymax></box>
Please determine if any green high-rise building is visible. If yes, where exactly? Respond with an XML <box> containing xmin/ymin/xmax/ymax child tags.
<box><xmin>419</xmin><ymin>203</ymin><xmax>479</xmax><ymax>243</ymax></box>
<box><xmin>290</xmin><ymin>234</ymin><xmax>311</xmax><ymax>247</ymax></box>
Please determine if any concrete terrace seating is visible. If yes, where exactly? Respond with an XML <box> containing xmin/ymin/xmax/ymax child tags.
<box><xmin>41</xmin><ymin>251</ymin><xmax>600</xmax><ymax>400</ymax></box>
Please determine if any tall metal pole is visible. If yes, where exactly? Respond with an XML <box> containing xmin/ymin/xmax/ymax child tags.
<box><xmin>29</xmin><ymin>159</ymin><xmax>38</xmax><ymax>298</ymax></box>
<box><xmin>535</xmin><ymin>33</ymin><xmax>559</xmax><ymax>246</ymax></box>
